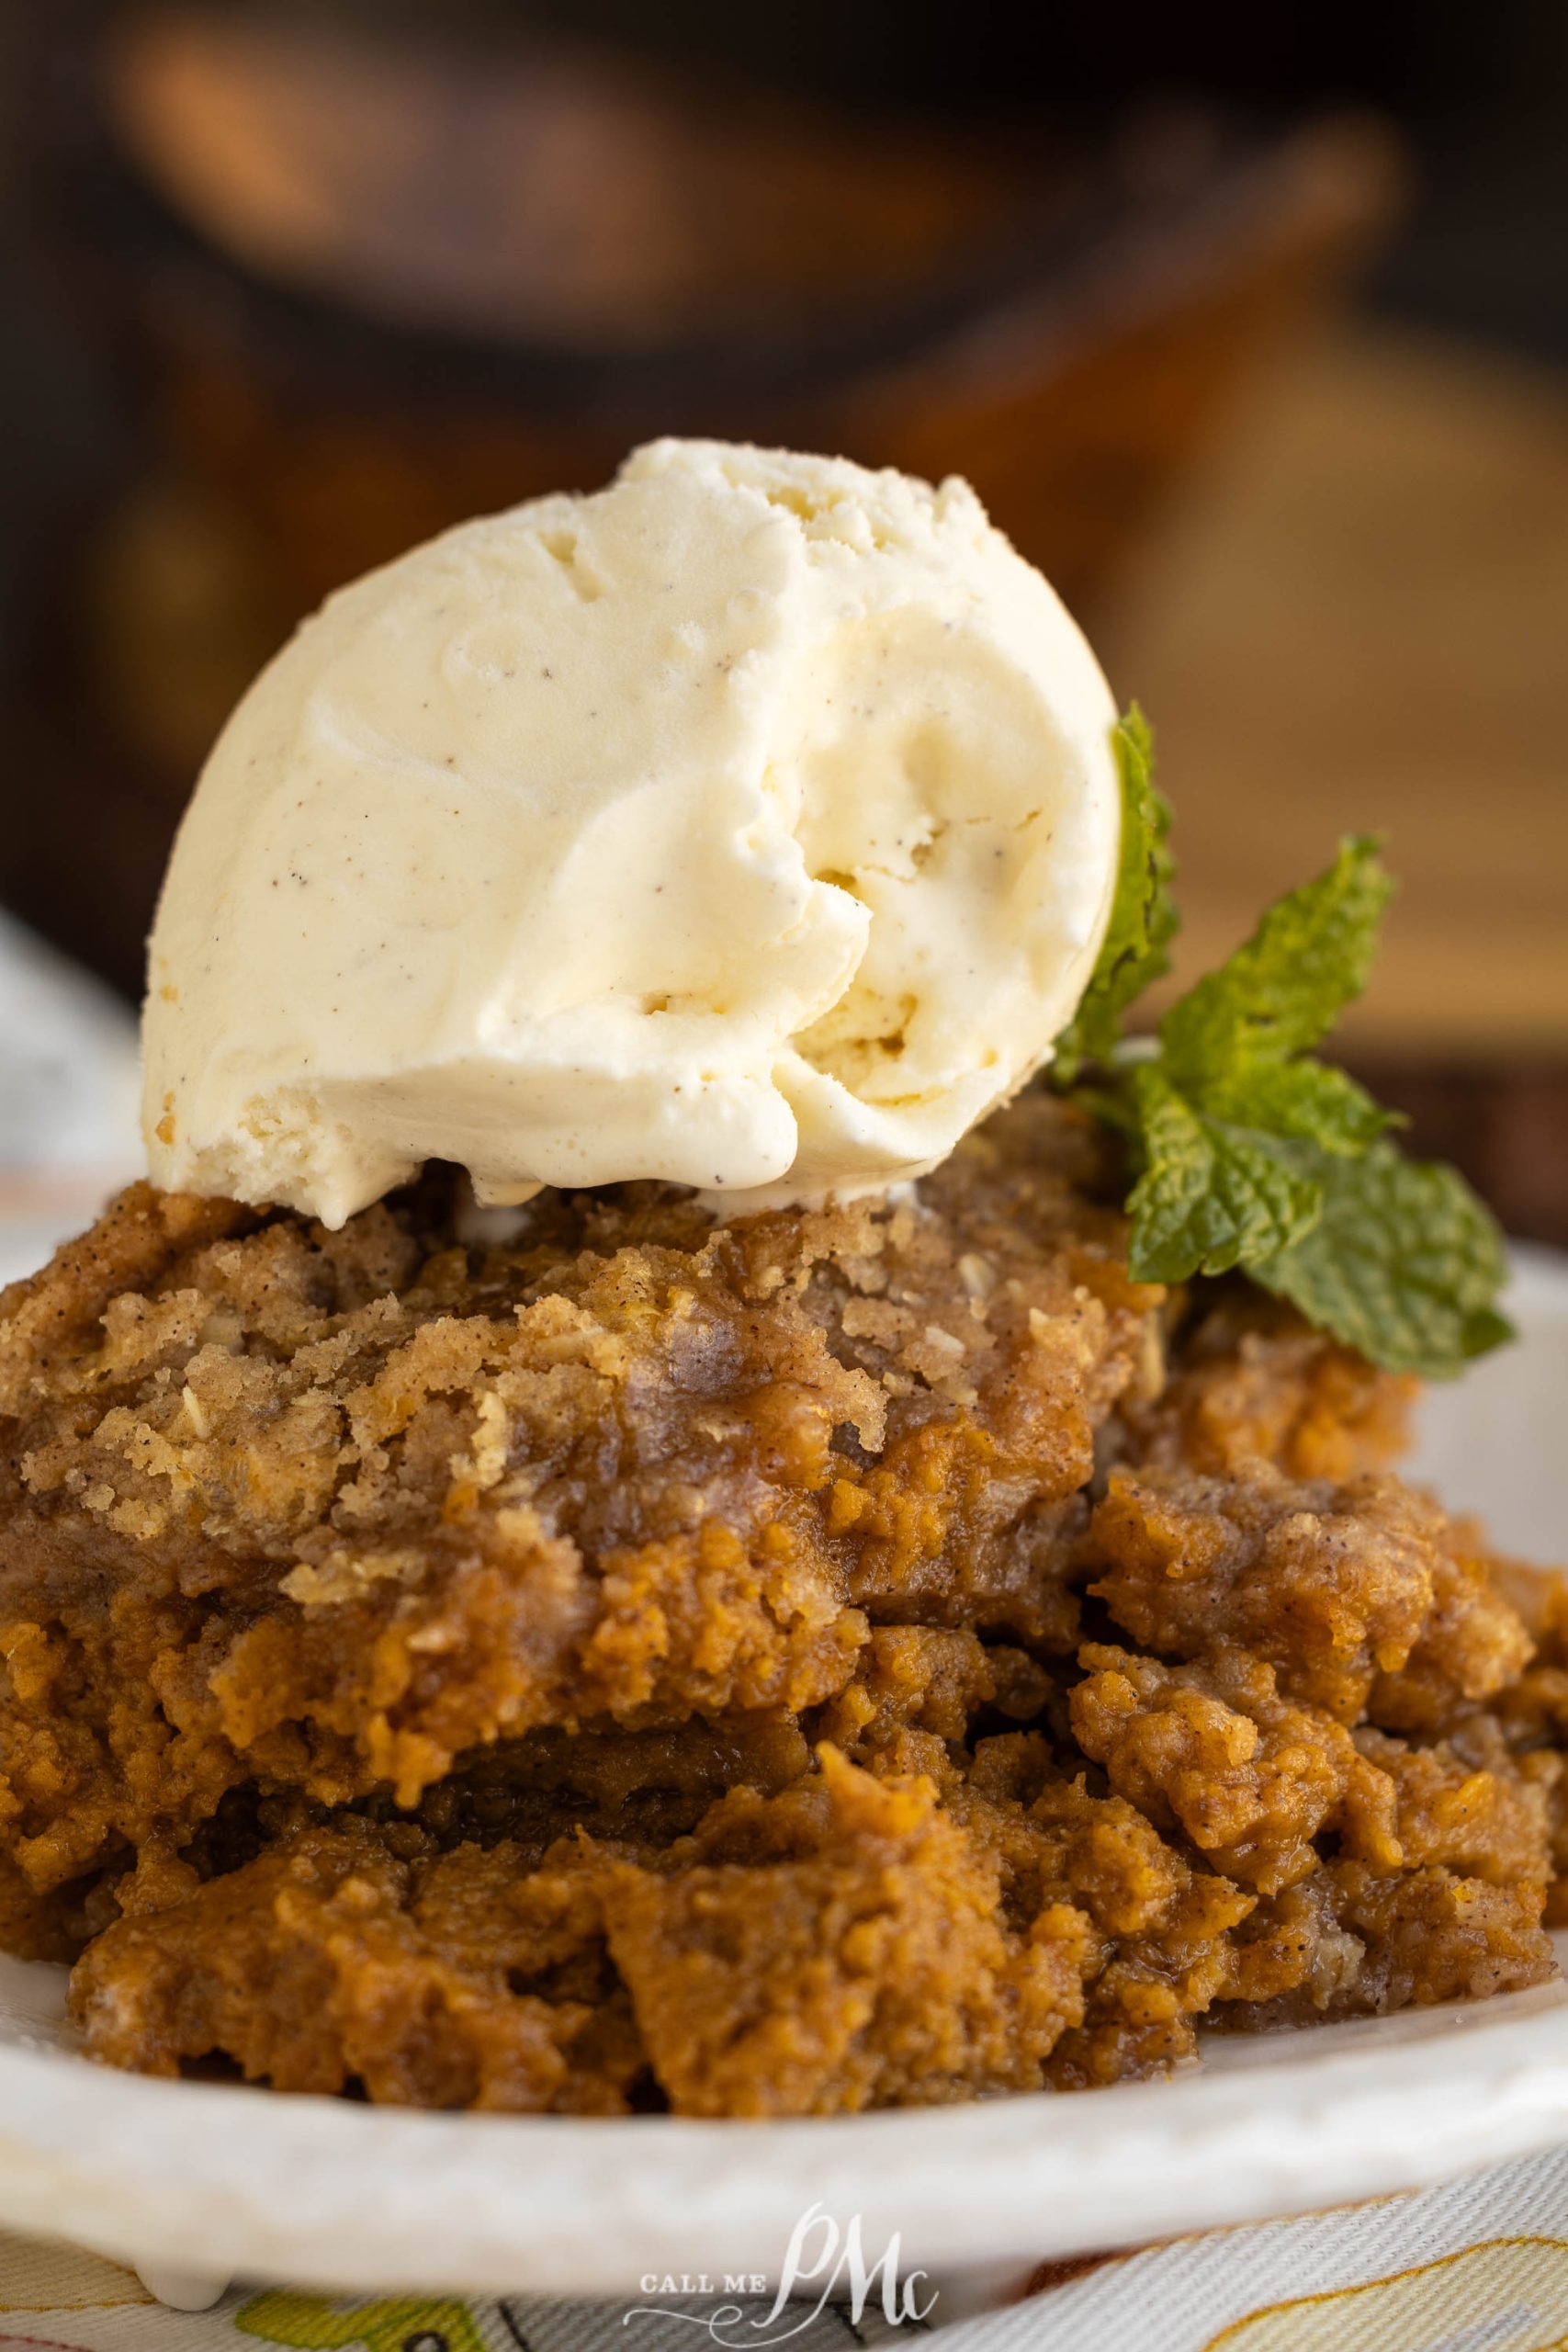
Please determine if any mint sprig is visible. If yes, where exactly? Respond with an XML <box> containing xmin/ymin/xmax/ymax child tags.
<box><xmin>1124</xmin><ymin>1065</ymin><xmax>1323</xmax><ymax>1280</ymax></box>
<box><xmin>1251</xmin><ymin>1146</ymin><xmax>1513</xmax><ymax>1377</ymax></box>
<box><xmin>1051</xmin><ymin>709</ymin><xmax>1177</xmax><ymax>1088</ymax></box>
<box><xmin>1050</xmin><ymin>716</ymin><xmax>1513</xmax><ymax>1379</ymax></box>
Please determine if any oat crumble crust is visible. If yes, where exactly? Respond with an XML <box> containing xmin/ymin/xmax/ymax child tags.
<box><xmin>0</xmin><ymin>1096</ymin><xmax>1562</xmax><ymax>2116</ymax></box>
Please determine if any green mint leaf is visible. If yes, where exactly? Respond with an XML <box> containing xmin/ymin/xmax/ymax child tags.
<box><xmin>1198</xmin><ymin>1058</ymin><xmax>1397</xmax><ymax>1157</ymax></box>
<box><xmin>1251</xmin><ymin>1141</ymin><xmax>1515</xmax><ymax>1379</ymax></box>
<box><xmin>1042</xmin><ymin>715</ymin><xmax>1511</xmax><ymax>1378</ymax></box>
<box><xmin>1125</xmin><ymin>1067</ymin><xmax>1324</xmax><ymax>1283</ymax></box>
<box><xmin>1050</xmin><ymin>708</ymin><xmax>1177</xmax><ymax>1084</ymax></box>
<box><xmin>1161</xmin><ymin>835</ymin><xmax>1393</xmax><ymax>1094</ymax></box>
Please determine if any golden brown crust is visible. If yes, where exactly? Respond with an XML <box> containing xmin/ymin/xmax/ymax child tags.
<box><xmin>1</xmin><ymin>1094</ymin><xmax>1560</xmax><ymax>2112</ymax></box>
<box><xmin>1119</xmin><ymin>1295</ymin><xmax>1416</xmax><ymax>1484</ymax></box>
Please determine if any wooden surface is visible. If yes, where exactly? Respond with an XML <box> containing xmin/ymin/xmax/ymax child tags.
<box><xmin>1100</xmin><ymin>322</ymin><xmax>1568</xmax><ymax>1053</ymax></box>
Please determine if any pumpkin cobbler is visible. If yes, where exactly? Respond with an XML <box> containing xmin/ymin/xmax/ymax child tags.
<box><xmin>1</xmin><ymin>1095</ymin><xmax>1561</xmax><ymax>2116</ymax></box>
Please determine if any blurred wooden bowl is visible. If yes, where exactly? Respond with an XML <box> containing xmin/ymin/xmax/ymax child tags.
<box><xmin>6</xmin><ymin>5</ymin><xmax>1401</xmax><ymax>997</ymax></box>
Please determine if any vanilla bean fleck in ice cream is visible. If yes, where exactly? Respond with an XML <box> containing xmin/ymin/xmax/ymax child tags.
<box><xmin>142</xmin><ymin>439</ymin><xmax>1122</xmax><ymax>1224</ymax></box>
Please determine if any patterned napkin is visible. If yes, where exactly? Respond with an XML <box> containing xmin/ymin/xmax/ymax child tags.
<box><xmin>2</xmin><ymin>919</ymin><xmax>1566</xmax><ymax>2348</ymax></box>
<box><xmin>6</xmin><ymin>2149</ymin><xmax>1568</xmax><ymax>2349</ymax></box>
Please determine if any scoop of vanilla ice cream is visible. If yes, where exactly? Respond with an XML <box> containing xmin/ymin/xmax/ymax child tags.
<box><xmin>143</xmin><ymin>439</ymin><xmax>1122</xmax><ymax>1226</ymax></box>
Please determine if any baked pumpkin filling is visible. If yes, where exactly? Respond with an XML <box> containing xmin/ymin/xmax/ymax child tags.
<box><xmin>2</xmin><ymin>1094</ymin><xmax>1560</xmax><ymax>2115</ymax></box>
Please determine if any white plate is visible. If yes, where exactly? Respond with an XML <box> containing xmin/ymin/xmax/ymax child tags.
<box><xmin>1</xmin><ymin>1249</ymin><xmax>1564</xmax><ymax>2302</ymax></box>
